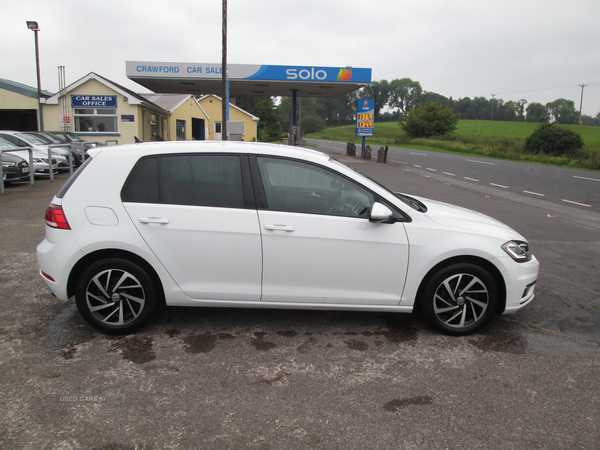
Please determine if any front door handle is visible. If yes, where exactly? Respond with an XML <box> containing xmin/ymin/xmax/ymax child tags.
<box><xmin>264</xmin><ymin>224</ymin><xmax>295</xmax><ymax>232</ymax></box>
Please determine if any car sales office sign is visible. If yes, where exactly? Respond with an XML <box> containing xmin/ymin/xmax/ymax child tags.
<box><xmin>356</xmin><ymin>99</ymin><xmax>374</xmax><ymax>137</ymax></box>
<box><xmin>71</xmin><ymin>95</ymin><xmax>117</xmax><ymax>107</ymax></box>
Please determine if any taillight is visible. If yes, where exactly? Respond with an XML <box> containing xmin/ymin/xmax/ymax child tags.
<box><xmin>45</xmin><ymin>204</ymin><xmax>71</xmax><ymax>229</ymax></box>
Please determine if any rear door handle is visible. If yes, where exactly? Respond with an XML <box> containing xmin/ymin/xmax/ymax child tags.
<box><xmin>139</xmin><ymin>217</ymin><xmax>170</xmax><ymax>225</ymax></box>
<box><xmin>264</xmin><ymin>224</ymin><xmax>295</xmax><ymax>232</ymax></box>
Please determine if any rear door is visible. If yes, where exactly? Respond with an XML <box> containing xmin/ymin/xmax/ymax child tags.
<box><xmin>122</xmin><ymin>153</ymin><xmax>262</xmax><ymax>301</ymax></box>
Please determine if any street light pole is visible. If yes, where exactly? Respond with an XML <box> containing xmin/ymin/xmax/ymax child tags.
<box><xmin>26</xmin><ymin>21</ymin><xmax>43</xmax><ymax>131</ymax></box>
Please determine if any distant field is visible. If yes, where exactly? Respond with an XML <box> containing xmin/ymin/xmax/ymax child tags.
<box><xmin>305</xmin><ymin>120</ymin><xmax>600</xmax><ymax>170</ymax></box>
<box><xmin>306</xmin><ymin>120</ymin><xmax>600</xmax><ymax>150</ymax></box>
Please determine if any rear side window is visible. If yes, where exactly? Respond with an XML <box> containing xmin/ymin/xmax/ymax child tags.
<box><xmin>122</xmin><ymin>154</ymin><xmax>245</xmax><ymax>208</ymax></box>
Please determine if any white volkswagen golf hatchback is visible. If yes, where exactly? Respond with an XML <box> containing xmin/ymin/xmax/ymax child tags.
<box><xmin>37</xmin><ymin>141</ymin><xmax>538</xmax><ymax>335</ymax></box>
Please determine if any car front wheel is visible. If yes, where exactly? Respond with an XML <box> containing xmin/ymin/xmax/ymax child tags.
<box><xmin>421</xmin><ymin>263</ymin><xmax>499</xmax><ymax>335</ymax></box>
<box><xmin>75</xmin><ymin>258</ymin><xmax>157</xmax><ymax>335</ymax></box>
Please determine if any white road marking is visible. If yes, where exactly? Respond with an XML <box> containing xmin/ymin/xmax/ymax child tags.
<box><xmin>443</xmin><ymin>172</ymin><xmax>456</xmax><ymax>176</ymax></box>
<box><xmin>562</xmin><ymin>199</ymin><xmax>591</xmax><ymax>207</ymax></box>
<box><xmin>464</xmin><ymin>177</ymin><xmax>479</xmax><ymax>182</ymax></box>
<box><xmin>574</xmin><ymin>175</ymin><xmax>600</xmax><ymax>182</ymax></box>
<box><xmin>523</xmin><ymin>190</ymin><xmax>545</xmax><ymax>197</ymax></box>
<box><xmin>466</xmin><ymin>159</ymin><xmax>495</xmax><ymax>165</ymax></box>
<box><xmin>411</xmin><ymin>152</ymin><xmax>427</xmax><ymax>156</ymax></box>
<box><xmin>490</xmin><ymin>183</ymin><xmax>509</xmax><ymax>189</ymax></box>
<box><xmin>427</xmin><ymin>168</ymin><xmax>437</xmax><ymax>172</ymax></box>
<box><xmin>414</xmin><ymin>165</ymin><xmax>422</xmax><ymax>168</ymax></box>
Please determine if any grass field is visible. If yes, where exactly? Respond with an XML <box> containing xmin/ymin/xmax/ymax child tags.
<box><xmin>305</xmin><ymin>120</ymin><xmax>600</xmax><ymax>170</ymax></box>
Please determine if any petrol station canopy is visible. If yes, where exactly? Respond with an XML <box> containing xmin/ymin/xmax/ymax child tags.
<box><xmin>126</xmin><ymin>62</ymin><xmax>371</xmax><ymax>98</ymax></box>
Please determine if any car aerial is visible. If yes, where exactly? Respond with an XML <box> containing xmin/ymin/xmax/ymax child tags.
<box><xmin>36</xmin><ymin>141</ymin><xmax>539</xmax><ymax>336</ymax></box>
<box><xmin>0</xmin><ymin>138</ymin><xmax>31</xmax><ymax>183</ymax></box>
<box><xmin>0</xmin><ymin>131</ymin><xmax>70</xmax><ymax>171</ymax></box>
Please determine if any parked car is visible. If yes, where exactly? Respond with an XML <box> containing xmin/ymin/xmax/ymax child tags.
<box><xmin>0</xmin><ymin>135</ymin><xmax>57</xmax><ymax>177</ymax></box>
<box><xmin>37</xmin><ymin>142</ymin><xmax>539</xmax><ymax>336</ymax></box>
<box><xmin>0</xmin><ymin>138</ymin><xmax>30</xmax><ymax>183</ymax></box>
<box><xmin>47</xmin><ymin>131</ymin><xmax>104</xmax><ymax>166</ymax></box>
<box><xmin>22</xmin><ymin>132</ymin><xmax>75</xmax><ymax>170</ymax></box>
<box><xmin>0</xmin><ymin>131</ymin><xmax>70</xmax><ymax>171</ymax></box>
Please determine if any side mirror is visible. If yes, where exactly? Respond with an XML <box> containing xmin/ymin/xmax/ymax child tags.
<box><xmin>369</xmin><ymin>202</ymin><xmax>395</xmax><ymax>223</ymax></box>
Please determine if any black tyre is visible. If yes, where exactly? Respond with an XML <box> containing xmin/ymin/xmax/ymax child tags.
<box><xmin>75</xmin><ymin>258</ymin><xmax>157</xmax><ymax>335</ymax></box>
<box><xmin>421</xmin><ymin>263</ymin><xmax>498</xmax><ymax>336</ymax></box>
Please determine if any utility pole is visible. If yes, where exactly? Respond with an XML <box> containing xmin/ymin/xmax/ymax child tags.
<box><xmin>490</xmin><ymin>94</ymin><xmax>496</xmax><ymax>120</ymax></box>
<box><xmin>578</xmin><ymin>84</ymin><xmax>587</xmax><ymax>122</ymax></box>
<box><xmin>221</xmin><ymin>0</ymin><xmax>227</xmax><ymax>140</ymax></box>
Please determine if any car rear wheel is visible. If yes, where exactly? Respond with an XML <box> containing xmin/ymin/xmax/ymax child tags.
<box><xmin>421</xmin><ymin>263</ymin><xmax>498</xmax><ymax>336</ymax></box>
<box><xmin>75</xmin><ymin>258</ymin><xmax>157</xmax><ymax>335</ymax></box>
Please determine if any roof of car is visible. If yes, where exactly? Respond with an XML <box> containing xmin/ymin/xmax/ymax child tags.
<box><xmin>89</xmin><ymin>141</ymin><xmax>330</xmax><ymax>162</ymax></box>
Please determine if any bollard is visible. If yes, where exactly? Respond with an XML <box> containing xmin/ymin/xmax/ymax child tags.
<box><xmin>347</xmin><ymin>142</ymin><xmax>356</xmax><ymax>156</ymax></box>
<box><xmin>377</xmin><ymin>145</ymin><xmax>389</xmax><ymax>163</ymax></box>
<box><xmin>364</xmin><ymin>145</ymin><xmax>372</xmax><ymax>160</ymax></box>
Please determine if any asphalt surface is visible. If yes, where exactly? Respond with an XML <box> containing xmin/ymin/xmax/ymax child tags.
<box><xmin>0</xmin><ymin>150</ymin><xmax>599</xmax><ymax>450</ymax></box>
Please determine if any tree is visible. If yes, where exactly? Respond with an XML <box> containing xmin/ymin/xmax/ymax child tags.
<box><xmin>546</xmin><ymin>98</ymin><xmax>580</xmax><ymax>124</ymax></box>
<box><xmin>400</xmin><ymin>102</ymin><xmax>460</xmax><ymax>138</ymax></box>
<box><xmin>526</xmin><ymin>103</ymin><xmax>550</xmax><ymax>123</ymax></box>
<box><xmin>525</xmin><ymin>123</ymin><xmax>584</xmax><ymax>157</ymax></box>
<box><xmin>580</xmin><ymin>115</ymin><xmax>598</xmax><ymax>126</ymax></box>
<box><xmin>515</xmin><ymin>99</ymin><xmax>527</xmax><ymax>122</ymax></box>
<box><xmin>360</xmin><ymin>80</ymin><xmax>390</xmax><ymax>120</ymax></box>
<box><xmin>301</xmin><ymin>115</ymin><xmax>327</xmax><ymax>134</ymax></box>
<box><xmin>254</xmin><ymin>98</ymin><xmax>280</xmax><ymax>142</ymax></box>
<box><xmin>499</xmin><ymin>100</ymin><xmax>517</xmax><ymax>121</ymax></box>
<box><xmin>389</xmin><ymin>78</ymin><xmax>423</xmax><ymax>115</ymax></box>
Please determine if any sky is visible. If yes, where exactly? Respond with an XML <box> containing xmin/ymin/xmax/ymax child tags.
<box><xmin>2</xmin><ymin>0</ymin><xmax>600</xmax><ymax>117</ymax></box>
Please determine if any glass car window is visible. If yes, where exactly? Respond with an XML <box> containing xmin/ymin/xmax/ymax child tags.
<box><xmin>121</xmin><ymin>157</ymin><xmax>160</xmax><ymax>204</ymax></box>
<box><xmin>161</xmin><ymin>155</ymin><xmax>244</xmax><ymax>208</ymax></box>
<box><xmin>123</xmin><ymin>154</ymin><xmax>245</xmax><ymax>208</ymax></box>
<box><xmin>256</xmin><ymin>157</ymin><xmax>374</xmax><ymax>217</ymax></box>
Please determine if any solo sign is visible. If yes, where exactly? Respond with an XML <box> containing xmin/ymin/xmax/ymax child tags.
<box><xmin>356</xmin><ymin>99</ymin><xmax>374</xmax><ymax>137</ymax></box>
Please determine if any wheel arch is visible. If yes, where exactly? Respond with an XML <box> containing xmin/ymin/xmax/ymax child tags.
<box><xmin>67</xmin><ymin>249</ymin><xmax>165</xmax><ymax>305</ymax></box>
<box><xmin>415</xmin><ymin>255</ymin><xmax>507</xmax><ymax>315</ymax></box>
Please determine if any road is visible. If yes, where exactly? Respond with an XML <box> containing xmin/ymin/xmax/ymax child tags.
<box><xmin>0</xmin><ymin>152</ymin><xmax>599</xmax><ymax>449</ymax></box>
<box><xmin>309</xmin><ymin>139</ymin><xmax>600</xmax><ymax>214</ymax></box>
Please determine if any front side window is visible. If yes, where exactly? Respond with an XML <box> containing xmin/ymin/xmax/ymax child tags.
<box><xmin>74</xmin><ymin>108</ymin><xmax>117</xmax><ymax>133</ymax></box>
<box><xmin>256</xmin><ymin>157</ymin><xmax>374</xmax><ymax>217</ymax></box>
<box><xmin>123</xmin><ymin>154</ymin><xmax>244</xmax><ymax>209</ymax></box>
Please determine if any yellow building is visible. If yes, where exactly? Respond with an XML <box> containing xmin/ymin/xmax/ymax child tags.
<box><xmin>0</xmin><ymin>77</ymin><xmax>52</xmax><ymax>130</ymax></box>
<box><xmin>2</xmin><ymin>73</ymin><xmax>259</xmax><ymax>144</ymax></box>
<box><xmin>43</xmin><ymin>72</ymin><xmax>170</xmax><ymax>145</ymax></box>
<box><xmin>143</xmin><ymin>93</ymin><xmax>258</xmax><ymax>142</ymax></box>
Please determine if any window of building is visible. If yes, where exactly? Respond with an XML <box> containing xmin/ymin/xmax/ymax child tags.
<box><xmin>74</xmin><ymin>108</ymin><xmax>117</xmax><ymax>133</ymax></box>
<box><xmin>151</xmin><ymin>114</ymin><xmax>158</xmax><ymax>141</ymax></box>
<box><xmin>176</xmin><ymin>120</ymin><xmax>185</xmax><ymax>140</ymax></box>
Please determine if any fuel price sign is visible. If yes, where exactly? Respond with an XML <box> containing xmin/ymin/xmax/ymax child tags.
<box><xmin>356</xmin><ymin>99</ymin><xmax>374</xmax><ymax>137</ymax></box>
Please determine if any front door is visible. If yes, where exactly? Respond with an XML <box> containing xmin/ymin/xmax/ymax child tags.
<box><xmin>254</xmin><ymin>156</ymin><xmax>409</xmax><ymax>305</ymax></box>
<box><xmin>214</xmin><ymin>122</ymin><xmax>222</xmax><ymax>141</ymax></box>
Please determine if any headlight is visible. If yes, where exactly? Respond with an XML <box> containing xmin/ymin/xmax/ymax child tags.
<box><xmin>502</xmin><ymin>240</ymin><xmax>532</xmax><ymax>262</ymax></box>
